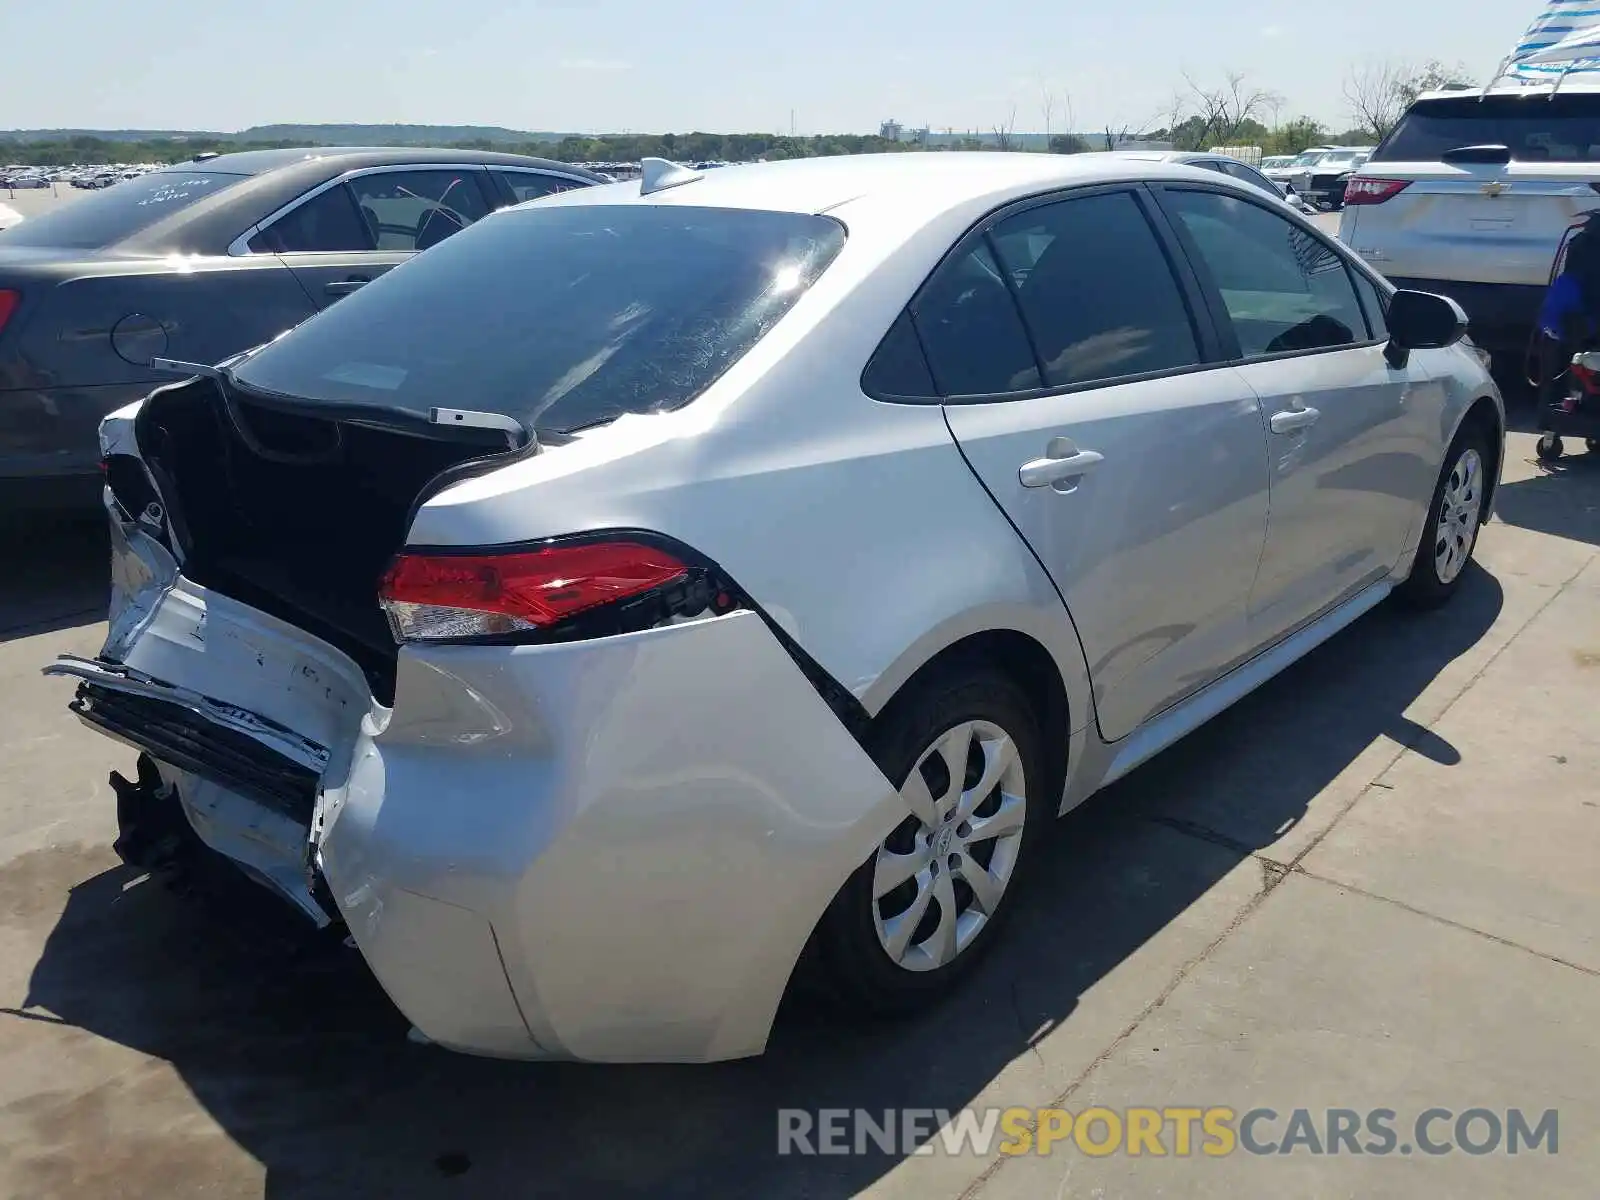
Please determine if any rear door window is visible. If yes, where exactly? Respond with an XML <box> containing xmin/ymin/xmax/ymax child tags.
<box><xmin>862</xmin><ymin>312</ymin><xmax>939</xmax><ymax>399</ymax></box>
<box><xmin>911</xmin><ymin>242</ymin><xmax>1042</xmax><ymax>396</ymax></box>
<box><xmin>1163</xmin><ymin>189</ymin><xmax>1368</xmax><ymax>358</ymax></box>
<box><xmin>989</xmin><ymin>191</ymin><xmax>1201</xmax><ymax>387</ymax></box>
<box><xmin>1375</xmin><ymin>94</ymin><xmax>1600</xmax><ymax>163</ymax></box>
<box><xmin>492</xmin><ymin>170</ymin><xmax>588</xmax><ymax>205</ymax></box>
<box><xmin>230</xmin><ymin>205</ymin><xmax>846</xmax><ymax>436</ymax></box>
<box><xmin>251</xmin><ymin>184</ymin><xmax>372</xmax><ymax>253</ymax></box>
<box><xmin>347</xmin><ymin>170</ymin><xmax>492</xmax><ymax>251</ymax></box>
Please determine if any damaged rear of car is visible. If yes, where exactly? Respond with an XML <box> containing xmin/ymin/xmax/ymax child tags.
<box><xmin>45</xmin><ymin>196</ymin><xmax>910</xmax><ymax>1062</ymax></box>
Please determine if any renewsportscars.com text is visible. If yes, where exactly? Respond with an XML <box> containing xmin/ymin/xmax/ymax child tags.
<box><xmin>777</xmin><ymin>1106</ymin><xmax>1559</xmax><ymax>1158</ymax></box>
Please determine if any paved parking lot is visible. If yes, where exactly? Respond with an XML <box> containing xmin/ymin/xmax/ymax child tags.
<box><xmin>2</xmin><ymin>175</ymin><xmax>1598</xmax><ymax>1197</ymax></box>
<box><xmin>0</xmin><ymin>186</ymin><xmax>84</xmax><ymax>222</ymax></box>
<box><xmin>0</xmin><ymin>413</ymin><xmax>1595</xmax><ymax>1198</ymax></box>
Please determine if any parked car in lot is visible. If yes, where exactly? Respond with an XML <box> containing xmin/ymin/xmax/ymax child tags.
<box><xmin>46</xmin><ymin>152</ymin><xmax>1502</xmax><ymax>1064</ymax></box>
<box><xmin>1259</xmin><ymin>154</ymin><xmax>1297</xmax><ymax>183</ymax></box>
<box><xmin>1281</xmin><ymin>147</ymin><xmax>1371</xmax><ymax>209</ymax></box>
<box><xmin>1296</xmin><ymin>147</ymin><xmax>1374</xmax><ymax>210</ymax></box>
<box><xmin>1101</xmin><ymin>149</ymin><xmax>1310</xmax><ymax>209</ymax></box>
<box><xmin>0</xmin><ymin>146</ymin><xmax>603</xmax><ymax>511</ymax></box>
<box><xmin>1340</xmin><ymin>82</ymin><xmax>1600</xmax><ymax>355</ymax></box>
<box><xmin>2</xmin><ymin>171</ymin><xmax>48</xmax><ymax>189</ymax></box>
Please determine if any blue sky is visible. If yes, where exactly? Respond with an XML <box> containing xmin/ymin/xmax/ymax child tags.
<box><xmin>1</xmin><ymin>0</ymin><xmax>1544</xmax><ymax>134</ymax></box>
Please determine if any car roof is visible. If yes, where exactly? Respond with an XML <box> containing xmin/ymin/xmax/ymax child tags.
<box><xmin>518</xmin><ymin>152</ymin><xmax>1293</xmax><ymax>277</ymax></box>
<box><xmin>1099</xmin><ymin>150</ymin><xmax>1220</xmax><ymax>163</ymax></box>
<box><xmin>533</xmin><ymin>151</ymin><xmax>1252</xmax><ymax>218</ymax></box>
<box><xmin>4</xmin><ymin>147</ymin><xmax>606</xmax><ymax>257</ymax></box>
<box><xmin>155</xmin><ymin>145</ymin><xmax>602</xmax><ymax>179</ymax></box>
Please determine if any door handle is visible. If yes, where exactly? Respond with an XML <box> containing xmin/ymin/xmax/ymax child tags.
<box><xmin>1019</xmin><ymin>437</ymin><xmax>1105</xmax><ymax>489</ymax></box>
<box><xmin>1269</xmin><ymin>404</ymin><xmax>1321</xmax><ymax>435</ymax></box>
<box><xmin>324</xmin><ymin>278</ymin><xmax>369</xmax><ymax>296</ymax></box>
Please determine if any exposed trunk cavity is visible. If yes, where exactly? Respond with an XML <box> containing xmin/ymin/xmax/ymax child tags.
<box><xmin>129</xmin><ymin>377</ymin><xmax>514</xmax><ymax>702</ymax></box>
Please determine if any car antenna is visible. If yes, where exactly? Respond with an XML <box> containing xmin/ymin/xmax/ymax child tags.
<box><xmin>638</xmin><ymin>157</ymin><xmax>702</xmax><ymax>196</ymax></box>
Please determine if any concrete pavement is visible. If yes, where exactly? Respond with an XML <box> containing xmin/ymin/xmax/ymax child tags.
<box><xmin>0</xmin><ymin>426</ymin><xmax>1595</xmax><ymax>1199</ymax></box>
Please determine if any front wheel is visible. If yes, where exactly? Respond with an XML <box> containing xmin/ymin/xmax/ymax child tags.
<box><xmin>809</xmin><ymin>667</ymin><xmax>1046</xmax><ymax>1015</ymax></box>
<box><xmin>1397</xmin><ymin>427</ymin><xmax>1490</xmax><ymax>608</ymax></box>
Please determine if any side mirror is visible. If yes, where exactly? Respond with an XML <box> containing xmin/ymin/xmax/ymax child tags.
<box><xmin>1385</xmin><ymin>289</ymin><xmax>1468</xmax><ymax>368</ymax></box>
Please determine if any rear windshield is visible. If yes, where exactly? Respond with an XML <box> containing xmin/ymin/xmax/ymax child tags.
<box><xmin>231</xmin><ymin>204</ymin><xmax>847</xmax><ymax>436</ymax></box>
<box><xmin>1374</xmin><ymin>94</ymin><xmax>1600</xmax><ymax>163</ymax></box>
<box><xmin>0</xmin><ymin>170</ymin><xmax>246</xmax><ymax>248</ymax></box>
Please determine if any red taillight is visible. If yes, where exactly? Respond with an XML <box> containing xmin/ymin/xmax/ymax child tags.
<box><xmin>0</xmin><ymin>290</ymin><xmax>19</xmax><ymax>335</ymax></box>
<box><xmin>1343</xmin><ymin>177</ymin><xmax>1411</xmax><ymax>206</ymax></box>
<box><xmin>379</xmin><ymin>540</ymin><xmax>690</xmax><ymax>642</ymax></box>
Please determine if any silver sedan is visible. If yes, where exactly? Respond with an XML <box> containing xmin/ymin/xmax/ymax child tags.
<box><xmin>49</xmin><ymin>151</ymin><xmax>1502</xmax><ymax>1063</ymax></box>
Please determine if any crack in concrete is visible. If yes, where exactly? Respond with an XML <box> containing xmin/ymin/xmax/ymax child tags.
<box><xmin>1292</xmin><ymin>866</ymin><xmax>1600</xmax><ymax>979</ymax></box>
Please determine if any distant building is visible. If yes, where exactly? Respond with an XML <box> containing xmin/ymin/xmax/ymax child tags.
<box><xmin>879</xmin><ymin>119</ymin><xmax>904</xmax><ymax>142</ymax></box>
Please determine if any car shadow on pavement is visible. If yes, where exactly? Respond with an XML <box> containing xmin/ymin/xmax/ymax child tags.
<box><xmin>9</xmin><ymin>567</ymin><xmax>1504</xmax><ymax>1200</ymax></box>
<box><xmin>0</xmin><ymin>514</ymin><xmax>108</xmax><ymax>641</ymax></box>
<box><xmin>1494</xmin><ymin>450</ymin><xmax>1600</xmax><ymax>549</ymax></box>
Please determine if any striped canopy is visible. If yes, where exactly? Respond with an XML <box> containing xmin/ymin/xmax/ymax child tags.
<box><xmin>1506</xmin><ymin>0</ymin><xmax>1600</xmax><ymax>79</ymax></box>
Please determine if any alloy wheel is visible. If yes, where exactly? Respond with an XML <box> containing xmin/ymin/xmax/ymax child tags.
<box><xmin>871</xmin><ymin>720</ymin><xmax>1027</xmax><ymax>972</ymax></box>
<box><xmin>1434</xmin><ymin>447</ymin><xmax>1483</xmax><ymax>586</ymax></box>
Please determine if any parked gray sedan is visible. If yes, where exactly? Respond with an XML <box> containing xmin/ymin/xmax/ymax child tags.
<box><xmin>49</xmin><ymin>153</ymin><xmax>1502</xmax><ymax>1062</ymax></box>
<box><xmin>0</xmin><ymin>147</ymin><xmax>603</xmax><ymax>511</ymax></box>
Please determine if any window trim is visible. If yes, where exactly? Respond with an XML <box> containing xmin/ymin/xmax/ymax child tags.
<box><xmin>1344</xmin><ymin>255</ymin><xmax>1396</xmax><ymax>340</ymax></box>
<box><xmin>865</xmin><ymin>181</ymin><xmax>1232</xmax><ymax>406</ymax></box>
<box><xmin>1149</xmin><ymin>181</ymin><xmax>1392</xmax><ymax>366</ymax></box>
<box><xmin>228</xmin><ymin>163</ymin><xmax>580</xmax><ymax>257</ymax></box>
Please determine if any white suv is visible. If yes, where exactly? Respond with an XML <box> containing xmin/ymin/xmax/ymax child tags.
<box><xmin>1340</xmin><ymin>83</ymin><xmax>1600</xmax><ymax>355</ymax></box>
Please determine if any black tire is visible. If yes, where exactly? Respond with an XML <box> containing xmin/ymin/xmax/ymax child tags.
<box><xmin>808</xmin><ymin>665</ymin><xmax>1047</xmax><ymax>1016</ymax></box>
<box><xmin>1586</xmin><ymin>438</ymin><xmax>1600</xmax><ymax>455</ymax></box>
<box><xmin>1537</xmin><ymin>433</ymin><xmax>1565</xmax><ymax>463</ymax></box>
<box><xmin>1398</xmin><ymin>424</ymin><xmax>1491</xmax><ymax>609</ymax></box>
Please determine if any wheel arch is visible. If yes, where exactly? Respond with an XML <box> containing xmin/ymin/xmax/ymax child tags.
<box><xmin>1455</xmin><ymin>393</ymin><xmax>1504</xmax><ymax>517</ymax></box>
<box><xmin>867</xmin><ymin>626</ymin><xmax>1076</xmax><ymax>810</ymax></box>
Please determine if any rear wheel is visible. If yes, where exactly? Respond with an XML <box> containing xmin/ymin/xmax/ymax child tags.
<box><xmin>1537</xmin><ymin>433</ymin><xmax>1565</xmax><ymax>463</ymax></box>
<box><xmin>811</xmin><ymin>667</ymin><xmax>1045</xmax><ymax>1015</ymax></box>
<box><xmin>1398</xmin><ymin>426</ymin><xmax>1490</xmax><ymax>608</ymax></box>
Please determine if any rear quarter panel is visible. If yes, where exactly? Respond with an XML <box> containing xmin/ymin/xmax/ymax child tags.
<box><xmin>10</xmin><ymin>257</ymin><xmax>316</xmax><ymax>389</ymax></box>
